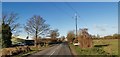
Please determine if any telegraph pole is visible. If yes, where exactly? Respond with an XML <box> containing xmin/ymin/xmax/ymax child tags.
<box><xmin>75</xmin><ymin>13</ymin><xmax>78</xmax><ymax>39</ymax></box>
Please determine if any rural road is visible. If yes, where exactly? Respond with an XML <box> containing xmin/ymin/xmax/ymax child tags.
<box><xmin>28</xmin><ymin>42</ymin><xmax>73</xmax><ymax>57</ymax></box>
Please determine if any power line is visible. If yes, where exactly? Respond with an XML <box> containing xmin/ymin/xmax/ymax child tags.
<box><xmin>50</xmin><ymin>3</ymin><xmax>72</xmax><ymax>17</ymax></box>
<box><xmin>50</xmin><ymin>3</ymin><xmax>81</xmax><ymax>38</ymax></box>
<box><xmin>64</xmin><ymin>2</ymin><xmax>81</xmax><ymax>38</ymax></box>
<box><xmin>64</xmin><ymin>2</ymin><xmax>80</xmax><ymax>18</ymax></box>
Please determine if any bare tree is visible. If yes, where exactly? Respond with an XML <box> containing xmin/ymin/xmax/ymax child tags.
<box><xmin>49</xmin><ymin>29</ymin><xmax>59</xmax><ymax>39</ymax></box>
<box><xmin>66</xmin><ymin>30</ymin><xmax>75</xmax><ymax>43</ymax></box>
<box><xmin>24</xmin><ymin>15</ymin><xmax>50</xmax><ymax>47</ymax></box>
<box><xmin>32</xmin><ymin>36</ymin><xmax>41</xmax><ymax>45</ymax></box>
<box><xmin>2</xmin><ymin>12</ymin><xmax>20</xmax><ymax>33</ymax></box>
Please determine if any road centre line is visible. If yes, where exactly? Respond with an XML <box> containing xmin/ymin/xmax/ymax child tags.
<box><xmin>49</xmin><ymin>44</ymin><xmax>61</xmax><ymax>57</ymax></box>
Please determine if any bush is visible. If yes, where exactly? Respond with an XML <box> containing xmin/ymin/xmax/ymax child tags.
<box><xmin>2</xmin><ymin>24</ymin><xmax>12</xmax><ymax>48</ymax></box>
<box><xmin>1</xmin><ymin>46</ymin><xmax>31</xmax><ymax>57</ymax></box>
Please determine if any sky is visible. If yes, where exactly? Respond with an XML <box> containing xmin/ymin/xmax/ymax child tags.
<box><xmin>0</xmin><ymin>3</ymin><xmax>1</xmax><ymax>25</ymax></box>
<box><xmin>2</xmin><ymin>0</ymin><xmax>120</xmax><ymax>2</ymax></box>
<box><xmin>2</xmin><ymin>2</ymin><xmax>118</xmax><ymax>39</ymax></box>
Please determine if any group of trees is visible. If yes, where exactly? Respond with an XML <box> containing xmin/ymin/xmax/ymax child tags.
<box><xmin>2</xmin><ymin>12</ymin><xmax>119</xmax><ymax>48</ymax></box>
<box><xmin>67</xmin><ymin>30</ymin><xmax>119</xmax><ymax>44</ymax></box>
<box><xmin>66</xmin><ymin>28</ymin><xmax>93</xmax><ymax>48</ymax></box>
<box><xmin>1</xmin><ymin>12</ymin><xmax>60</xmax><ymax>48</ymax></box>
<box><xmin>66</xmin><ymin>29</ymin><xmax>119</xmax><ymax>48</ymax></box>
<box><xmin>103</xmin><ymin>34</ymin><xmax>120</xmax><ymax>39</ymax></box>
<box><xmin>92</xmin><ymin>33</ymin><xmax>120</xmax><ymax>39</ymax></box>
<box><xmin>48</xmin><ymin>29</ymin><xmax>59</xmax><ymax>39</ymax></box>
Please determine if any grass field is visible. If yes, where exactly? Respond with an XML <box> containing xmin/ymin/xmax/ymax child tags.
<box><xmin>93</xmin><ymin>39</ymin><xmax>118</xmax><ymax>55</ymax></box>
<box><xmin>70</xmin><ymin>39</ymin><xmax>119</xmax><ymax>55</ymax></box>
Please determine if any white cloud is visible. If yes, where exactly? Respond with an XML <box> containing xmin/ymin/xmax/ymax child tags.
<box><xmin>92</xmin><ymin>24</ymin><xmax>118</xmax><ymax>36</ymax></box>
<box><xmin>93</xmin><ymin>24</ymin><xmax>117</xmax><ymax>31</ymax></box>
<box><xmin>94</xmin><ymin>24</ymin><xmax>107</xmax><ymax>31</ymax></box>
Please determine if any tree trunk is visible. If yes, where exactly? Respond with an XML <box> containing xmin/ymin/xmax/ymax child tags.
<box><xmin>35</xmin><ymin>30</ymin><xmax>37</xmax><ymax>47</ymax></box>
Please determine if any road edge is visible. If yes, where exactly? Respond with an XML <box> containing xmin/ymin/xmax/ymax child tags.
<box><xmin>68</xmin><ymin>42</ymin><xmax>77</xmax><ymax>57</ymax></box>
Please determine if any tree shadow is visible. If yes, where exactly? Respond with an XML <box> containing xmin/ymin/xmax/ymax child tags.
<box><xmin>94</xmin><ymin>44</ymin><xmax>109</xmax><ymax>48</ymax></box>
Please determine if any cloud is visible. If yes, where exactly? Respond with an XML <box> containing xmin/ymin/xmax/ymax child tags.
<box><xmin>93</xmin><ymin>24</ymin><xmax>107</xmax><ymax>31</ymax></box>
<box><xmin>93</xmin><ymin>24</ymin><xmax>117</xmax><ymax>32</ymax></box>
<box><xmin>111</xmin><ymin>26</ymin><xmax>118</xmax><ymax>29</ymax></box>
<box><xmin>91</xmin><ymin>24</ymin><xmax>118</xmax><ymax>37</ymax></box>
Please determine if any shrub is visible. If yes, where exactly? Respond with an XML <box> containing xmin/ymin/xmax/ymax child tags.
<box><xmin>1</xmin><ymin>46</ymin><xmax>31</xmax><ymax>57</ymax></box>
<box><xmin>2</xmin><ymin>24</ymin><xmax>12</xmax><ymax>48</ymax></box>
<box><xmin>78</xmin><ymin>28</ymin><xmax>93</xmax><ymax>48</ymax></box>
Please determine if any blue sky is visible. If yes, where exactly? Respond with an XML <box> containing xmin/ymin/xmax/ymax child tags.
<box><xmin>0</xmin><ymin>3</ymin><xmax>1</xmax><ymax>25</ymax></box>
<box><xmin>2</xmin><ymin>2</ymin><xmax>118</xmax><ymax>39</ymax></box>
<box><xmin>2</xmin><ymin>0</ymin><xmax>120</xmax><ymax>2</ymax></box>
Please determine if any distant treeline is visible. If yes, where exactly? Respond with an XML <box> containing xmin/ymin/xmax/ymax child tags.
<box><xmin>92</xmin><ymin>38</ymin><xmax>119</xmax><ymax>40</ymax></box>
<box><xmin>92</xmin><ymin>34</ymin><xmax>120</xmax><ymax>40</ymax></box>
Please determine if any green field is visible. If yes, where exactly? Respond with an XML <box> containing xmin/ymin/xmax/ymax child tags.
<box><xmin>93</xmin><ymin>39</ymin><xmax>118</xmax><ymax>55</ymax></box>
<box><xmin>70</xmin><ymin>39</ymin><xmax>119</xmax><ymax>55</ymax></box>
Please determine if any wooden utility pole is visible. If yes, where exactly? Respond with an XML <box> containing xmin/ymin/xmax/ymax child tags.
<box><xmin>75</xmin><ymin>13</ymin><xmax>78</xmax><ymax>38</ymax></box>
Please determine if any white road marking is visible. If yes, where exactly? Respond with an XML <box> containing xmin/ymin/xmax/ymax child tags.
<box><xmin>49</xmin><ymin>50</ymin><xmax>56</xmax><ymax>57</ymax></box>
<box><xmin>49</xmin><ymin>44</ymin><xmax>61</xmax><ymax>57</ymax></box>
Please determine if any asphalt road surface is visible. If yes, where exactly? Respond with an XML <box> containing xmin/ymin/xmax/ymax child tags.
<box><xmin>28</xmin><ymin>42</ymin><xmax>73</xmax><ymax>57</ymax></box>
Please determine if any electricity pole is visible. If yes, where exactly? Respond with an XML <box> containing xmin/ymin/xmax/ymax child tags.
<box><xmin>75</xmin><ymin>13</ymin><xmax>78</xmax><ymax>39</ymax></box>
